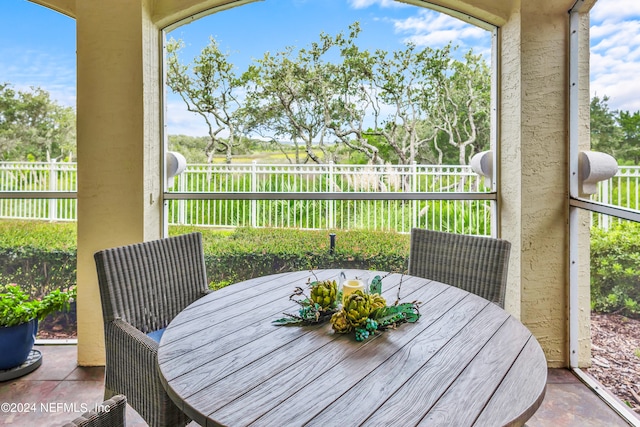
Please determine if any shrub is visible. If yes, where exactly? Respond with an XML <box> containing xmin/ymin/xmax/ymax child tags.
<box><xmin>0</xmin><ymin>221</ymin><xmax>411</xmax><ymax>294</ymax></box>
<box><xmin>3</xmin><ymin>220</ymin><xmax>640</xmax><ymax>320</ymax></box>
<box><xmin>591</xmin><ymin>222</ymin><xmax>640</xmax><ymax>317</ymax></box>
<box><xmin>170</xmin><ymin>226</ymin><xmax>410</xmax><ymax>287</ymax></box>
<box><xmin>0</xmin><ymin>221</ymin><xmax>77</xmax><ymax>298</ymax></box>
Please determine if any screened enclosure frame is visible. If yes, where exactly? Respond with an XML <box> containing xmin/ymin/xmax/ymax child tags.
<box><xmin>568</xmin><ymin>2</ymin><xmax>640</xmax><ymax>424</ymax></box>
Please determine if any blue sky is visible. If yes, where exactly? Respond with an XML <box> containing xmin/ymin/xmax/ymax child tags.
<box><xmin>590</xmin><ymin>0</ymin><xmax>640</xmax><ymax>112</ymax></box>
<box><xmin>0</xmin><ymin>0</ymin><xmax>638</xmax><ymax>136</ymax></box>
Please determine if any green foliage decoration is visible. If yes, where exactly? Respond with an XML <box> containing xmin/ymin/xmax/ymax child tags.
<box><xmin>310</xmin><ymin>279</ymin><xmax>338</xmax><ymax>310</ymax></box>
<box><xmin>273</xmin><ymin>273</ymin><xmax>420</xmax><ymax>342</ymax></box>
<box><xmin>330</xmin><ymin>279</ymin><xmax>420</xmax><ymax>341</ymax></box>
<box><xmin>273</xmin><ymin>279</ymin><xmax>340</xmax><ymax>326</ymax></box>
<box><xmin>342</xmin><ymin>290</ymin><xmax>374</xmax><ymax>328</ymax></box>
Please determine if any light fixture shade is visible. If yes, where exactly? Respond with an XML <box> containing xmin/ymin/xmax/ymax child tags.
<box><xmin>579</xmin><ymin>151</ymin><xmax>618</xmax><ymax>196</ymax></box>
<box><xmin>470</xmin><ymin>150</ymin><xmax>493</xmax><ymax>188</ymax></box>
<box><xmin>166</xmin><ymin>151</ymin><xmax>187</xmax><ymax>188</ymax></box>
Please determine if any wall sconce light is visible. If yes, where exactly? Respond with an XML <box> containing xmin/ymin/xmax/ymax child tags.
<box><xmin>470</xmin><ymin>150</ymin><xmax>493</xmax><ymax>188</ymax></box>
<box><xmin>579</xmin><ymin>151</ymin><xmax>618</xmax><ymax>196</ymax></box>
<box><xmin>166</xmin><ymin>151</ymin><xmax>187</xmax><ymax>188</ymax></box>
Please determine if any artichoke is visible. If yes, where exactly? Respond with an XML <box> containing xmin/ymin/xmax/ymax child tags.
<box><xmin>330</xmin><ymin>310</ymin><xmax>352</xmax><ymax>334</ymax></box>
<box><xmin>310</xmin><ymin>280</ymin><xmax>338</xmax><ymax>310</ymax></box>
<box><xmin>343</xmin><ymin>290</ymin><xmax>372</xmax><ymax>328</ymax></box>
<box><xmin>369</xmin><ymin>293</ymin><xmax>387</xmax><ymax>311</ymax></box>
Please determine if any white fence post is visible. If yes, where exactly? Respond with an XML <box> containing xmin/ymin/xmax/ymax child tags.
<box><xmin>48</xmin><ymin>159</ymin><xmax>58</xmax><ymax>222</ymax></box>
<box><xmin>328</xmin><ymin>161</ymin><xmax>335</xmax><ymax>229</ymax></box>
<box><xmin>601</xmin><ymin>179</ymin><xmax>610</xmax><ymax>230</ymax></box>
<box><xmin>412</xmin><ymin>161</ymin><xmax>418</xmax><ymax>230</ymax></box>
<box><xmin>251</xmin><ymin>161</ymin><xmax>257</xmax><ymax>228</ymax></box>
<box><xmin>178</xmin><ymin>170</ymin><xmax>186</xmax><ymax>225</ymax></box>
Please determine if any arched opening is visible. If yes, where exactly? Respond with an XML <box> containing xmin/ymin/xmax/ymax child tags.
<box><xmin>160</xmin><ymin>0</ymin><xmax>499</xmax><ymax>240</ymax></box>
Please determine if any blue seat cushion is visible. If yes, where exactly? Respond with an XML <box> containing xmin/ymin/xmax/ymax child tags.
<box><xmin>147</xmin><ymin>328</ymin><xmax>165</xmax><ymax>343</ymax></box>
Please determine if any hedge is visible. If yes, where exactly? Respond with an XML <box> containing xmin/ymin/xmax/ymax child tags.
<box><xmin>2</xmin><ymin>219</ymin><xmax>638</xmax><ymax>320</ymax></box>
<box><xmin>591</xmin><ymin>222</ymin><xmax>640</xmax><ymax>317</ymax></box>
<box><xmin>0</xmin><ymin>221</ymin><xmax>411</xmax><ymax>294</ymax></box>
<box><xmin>174</xmin><ymin>226</ymin><xmax>410</xmax><ymax>288</ymax></box>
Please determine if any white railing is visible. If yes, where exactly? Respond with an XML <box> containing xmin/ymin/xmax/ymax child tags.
<box><xmin>0</xmin><ymin>161</ymin><xmax>77</xmax><ymax>221</ymax></box>
<box><xmin>166</xmin><ymin>162</ymin><xmax>492</xmax><ymax>234</ymax></box>
<box><xmin>593</xmin><ymin>166</ymin><xmax>640</xmax><ymax>229</ymax></box>
<box><xmin>12</xmin><ymin>162</ymin><xmax>640</xmax><ymax>232</ymax></box>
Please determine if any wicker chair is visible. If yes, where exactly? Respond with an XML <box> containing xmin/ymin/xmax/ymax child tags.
<box><xmin>94</xmin><ymin>233</ymin><xmax>210</xmax><ymax>427</ymax></box>
<box><xmin>61</xmin><ymin>394</ymin><xmax>127</xmax><ymax>427</ymax></box>
<box><xmin>408</xmin><ymin>228</ymin><xmax>511</xmax><ymax>308</ymax></box>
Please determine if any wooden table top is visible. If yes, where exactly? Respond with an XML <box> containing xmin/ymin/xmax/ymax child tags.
<box><xmin>157</xmin><ymin>269</ymin><xmax>547</xmax><ymax>427</ymax></box>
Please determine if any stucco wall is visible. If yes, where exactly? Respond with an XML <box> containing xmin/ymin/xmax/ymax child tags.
<box><xmin>75</xmin><ymin>0</ymin><xmax>163</xmax><ymax>365</ymax></box>
<box><xmin>513</xmin><ymin>4</ymin><xmax>570</xmax><ymax>367</ymax></box>
<box><xmin>499</xmin><ymin>7</ymin><xmax>523</xmax><ymax>320</ymax></box>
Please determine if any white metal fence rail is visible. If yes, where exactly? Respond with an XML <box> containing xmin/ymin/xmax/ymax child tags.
<box><xmin>3</xmin><ymin>160</ymin><xmax>637</xmax><ymax>231</ymax></box>
<box><xmin>595</xmin><ymin>166</ymin><xmax>640</xmax><ymax>229</ymax></box>
<box><xmin>167</xmin><ymin>162</ymin><xmax>492</xmax><ymax>234</ymax></box>
<box><xmin>0</xmin><ymin>161</ymin><xmax>77</xmax><ymax>221</ymax></box>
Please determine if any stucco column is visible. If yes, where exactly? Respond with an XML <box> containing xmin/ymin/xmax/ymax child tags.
<box><xmin>76</xmin><ymin>0</ymin><xmax>163</xmax><ymax>365</ymax></box>
<box><xmin>500</xmin><ymin>5</ymin><xmax>570</xmax><ymax>367</ymax></box>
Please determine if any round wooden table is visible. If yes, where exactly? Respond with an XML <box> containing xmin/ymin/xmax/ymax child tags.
<box><xmin>158</xmin><ymin>269</ymin><xmax>547</xmax><ymax>427</ymax></box>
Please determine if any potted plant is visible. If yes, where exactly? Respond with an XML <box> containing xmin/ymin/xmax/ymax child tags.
<box><xmin>0</xmin><ymin>284</ymin><xmax>76</xmax><ymax>371</ymax></box>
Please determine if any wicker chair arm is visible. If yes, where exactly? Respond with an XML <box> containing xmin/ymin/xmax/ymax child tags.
<box><xmin>110</xmin><ymin>318</ymin><xmax>159</xmax><ymax>352</ymax></box>
<box><xmin>103</xmin><ymin>319</ymin><xmax>158</xmax><ymax>398</ymax></box>
<box><xmin>61</xmin><ymin>394</ymin><xmax>127</xmax><ymax>427</ymax></box>
<box><xmin>104</xmin><ymin>320</ymin><xmax>189</xmax><ymax>427</ymax></box>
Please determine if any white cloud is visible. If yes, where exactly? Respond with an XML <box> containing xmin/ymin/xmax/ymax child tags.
<box><xmin>391</xmin><ymin>9</ymin><xmax>490</xmax><ymax>54</ymax></box>
<box><xmin>348</xmin><ymin>0</ymin><xmax>404</xmax><ymax>9</ymax></box>
<box><xmin>591</xmin><ymin>48</ymin><xmax>640</xmax><ymax>112</ymax></box>
<box><xmin>395</xmin><ymin>10</ymin><xmax>467</xmax><ymax>33</ymax></box>
<box><xmin>403</xmin><ymin>27</ymin><xmax>486</xmax><ymax>48</ymax></box>
<box><xmin>165</xmin><ymin>99</ymin><xmax>210</xmax><ymax>137</ymax></box>
<box><xmin>590</xmin><ymin>1</ymin><xmax>640</xmax><ymax>112</ymax></box>
<box><xmin>591</xmin><ymin>21</ymin><xmax>640</xmax><ymax>49</ymax></box>
<box><xmin>0</xmin><ymin>49</ymin><xmax>76</xmax><ymax>110</ymax></box>
<box><xmin>590</xmin><ymin>0</ymin><xmax>640</xmax><ymax>22</ymax></box>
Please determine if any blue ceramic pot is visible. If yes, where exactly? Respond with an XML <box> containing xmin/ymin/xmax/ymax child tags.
<box><xmin>0</xmin><ymin>319</ymin><xmax>38</xmax><ymax>370</ymax></box>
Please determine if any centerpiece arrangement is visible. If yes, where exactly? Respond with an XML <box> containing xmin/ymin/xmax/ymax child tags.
<box><xmin>273</xmin><ymin>274</ymin><xmax>420</xmax><ymax>341</ymax></box>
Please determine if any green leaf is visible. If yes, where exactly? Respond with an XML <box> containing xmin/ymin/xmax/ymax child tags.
<box><xmin>369</xmin><ymin>275</ymin><xmax>382</xmax><ymax>294</ymax></box>
<box><xmin>272</xmin><ymin>316</ymin><xmax>306</xmax><ymax>326</ymax></box>
<box><xmin>369</xmin><ymin>302</ymin><xmax>420</xmax><ymax>327</ymax></box>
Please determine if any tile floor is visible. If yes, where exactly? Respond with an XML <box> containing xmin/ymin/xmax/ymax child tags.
<box><xmin>0</xmin><ymin>344</ymin><xmax>637</xmax><ymax>426</ymax></box>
